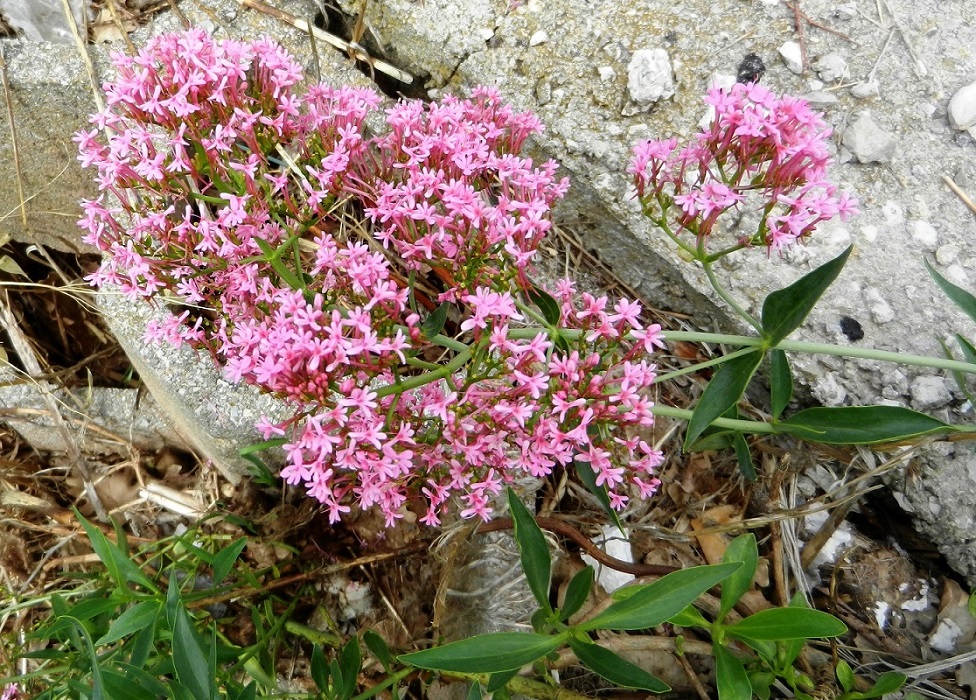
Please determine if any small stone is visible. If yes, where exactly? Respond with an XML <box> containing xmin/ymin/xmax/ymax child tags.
<box><xmin>863</xmin><ymin>287</ymin><xmax>894</xmax><ymax>324</ymax></box>
<box><xmin>802</xmin><ymin>91</ymin><xmax>839</xmax><ymax>109</ymax></box>
<box><xmin>598</xmin><ymin>65</ymin><xmax>616</xmax><ymax>82</ymax></box>
<box><xmin>851</xmin><ymin>79</ymin><xmax>880</xmax><ymax>99</ymax></box>
<box><xmin>813</xmin><ymin>52</ymin><xmax>847</xmax><ymax>82</ymax></box>
<box><xmin>841</xmin><ymin>114</ymin><xmax>896</xmax><ymax>163</ymax></box>
<box><xmin>936</xmin><ymin>244</ymin><xmax>960</xmax><ymax>265</ymax></box>
<box><xmin>948</xmin><ymin>81</ymin><xmax>976</xmax><ymax>131</ymax></box>
<box><xmin>529</xmin><ymin>30</ymin><xmax>548</xmax><ymax>46</ymax></box>
<box><xmin>478</xmin><ymin>28</ymin><xmax>495</xmax><ymax>41</ymax></box>
<box><xmin>909</xmin><ymin>220</ymin><xmax>938</xmax><ymax>248</ymax></box>
<box><xmin>626</xmin><ymin>48</ymin><xmax>674</xmax><ymax>109</ymax></box>
<box><xmin>778</xmin><ymin>41</ymin><xmax>803</xmax><ymax>74</ymax></box>
<box><xmin>911</xmin><ymin>376</ymin><xmax>951</xmax><ymax>411</ymax></box>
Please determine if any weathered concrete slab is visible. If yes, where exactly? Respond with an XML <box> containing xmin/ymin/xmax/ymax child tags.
<box><xmin>334</xmin><ymin>0</ymin><xmax>976</xmax><ymax>581</ymax></box>
<box><xmin>0</xmin><ymin>0</ymin><xmax>377</xmax><ymax>481</ymax></box>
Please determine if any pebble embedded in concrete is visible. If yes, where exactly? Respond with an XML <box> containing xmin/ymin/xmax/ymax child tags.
<box><xmin>626</xmin><ymin>48</ymin><xmax>674</xmax><ymax>111</ymax></box>
<box><xmin>778</xmin><ymin>41</ymin><xmax>803</xmax><ymax>74</ymax></box>
<box><xmin>910</xmin><ymin>376</ymin><xmax>952</xmax><ymax>411</ymax></box>
<box><xmin>842</xmin><ymin>113</ymin><xmax>896</xmax><ymax>163</ymax></box>
<box><xmin>948</xmin><ymin>80</ymin><xmax>976</xmax><ymax>135</ymax></box>
<box><xmin>813</xmin><ymin>52</ymin><xmax>847</xmax><ymax>82</ymax></box>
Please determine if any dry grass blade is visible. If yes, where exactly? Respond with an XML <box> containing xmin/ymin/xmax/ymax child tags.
<box><xmin>235</xmin><ymin>0</ymin><xmax>414</xmax><ymax>84</ymax></box>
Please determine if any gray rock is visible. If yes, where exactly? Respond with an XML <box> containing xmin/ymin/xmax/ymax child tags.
<box><xmin>910</xmin><ymin>376</ymin><xmax>952</xmax><ymax>411</ymax></box>
<box><xmin>813</xmin><ymin>52</ymin><xmax>847</xmax><ymax>82</ymax></box>
<box><xmin>890</xmin><ymin>443</ymin><xmax>976</xmax><ymax>586</ymax></box>
<box><xmin>948</xmin><ymin>80</ymin><xmax>976</xmax><ymax>135</ymax></box>
<box><xmin>779</xmin><ymin>41</ymin><xmax>803</xmax><ymax>74</ymax></box>
<box><xmin>842</xmin><ymin>114</ymin><xmax>897</xmax><ymax>163</ymax></box>
<box><xmin>626</xmin><ymin>48</ymin><xmax>675</xmax><ymax>109</ymax></box>
<box><xmin>851</xmin><ymin>78</ymin><xmax>880</xmax><ymax>99</ymax></box>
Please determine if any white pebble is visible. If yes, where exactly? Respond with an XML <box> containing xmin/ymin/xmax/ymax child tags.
<box><xmin>948</xmin><ymin>81</ymin><xmax>976</xmax><ymax>131</ymax></box>
<box><xmin>909</xmin><ymin>220</ymin><xmax>938</xmax><ymax>248</ymax></box>
<box><xmin>778</xmin><ymin>41</ymin><xmax>803</xmax><ymax>74</ymax></box>
<box><xmin>598</xmin><ymin>65</ymin><xmax>616</xmax><ymax>82</ymax></box>
<box><xmin>626</xmin><ymin>48</ymin><xmax>675</xmax><ymax>108</ymax></box>
<box><xmin>529</xmin><ymin>30</ymin><xmax>548</xmax><ymax>46</ymax></box>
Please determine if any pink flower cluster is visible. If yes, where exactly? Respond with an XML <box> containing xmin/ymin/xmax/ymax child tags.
<box><xmin>77</xmin><ymin>30</ymin><xmax>665</xmax><ymax>526</ymax></box>
<box><xmin>0</xmin><ymin>684</ymin><xmax>17</xmax><ymax>700</ymax></box>
<box><xmin>629</xmin><ymin>82</ymin><xmax>857</xmax><ymax>253</ymax></box>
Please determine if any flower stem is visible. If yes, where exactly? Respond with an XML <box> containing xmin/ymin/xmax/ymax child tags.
<box><xmin>701</xmin><ymin>260</ymin><xmax>762</xmax><ymax>332</ymax></box>
<box><xmin>663</xmin><ymin>331</ymin><xmax>976</xmax><ymax>375</ymax></box>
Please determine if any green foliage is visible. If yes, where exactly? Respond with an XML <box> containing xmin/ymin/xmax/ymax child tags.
<box><xmin>761</xmin><ymin>245</ymin><xmax>852</xmax><ymax>346</ymax></box>
<box><xmin>13</xmin><ymin>511</ymin><xmax>380</xmax><ymax>700</ymax></box>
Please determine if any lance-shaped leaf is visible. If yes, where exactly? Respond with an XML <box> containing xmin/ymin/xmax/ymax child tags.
<box><xmin>761</xmin><ymin>245</ymin><xmax>852</xmax><ymax>345</ymax></box>
<box><xmin>769</xmin><ymin>349</ymin><xmax>793</xmax><ymax>419</ymax></box>
<box><xmin>718</xmin><ymin>534</ymin><xmax>758</xmax><ymax>621</ymax></box>
<box><xmin>775</xmin><ymin>405</ymin><xmax>959</xmax><ymax>445</ymax></box>
<box><xmin>581</xmin><ymin>563</ymin><xmax>740</xmax><ymax>631</ymax></box>
<box><xmin>926</xmin><ymin>258</ymin><xmax>976</xmax><ymax>324</ymax></box>
<box><xmin>507</xmin><ymin>487</ymin><xmax>553</xmax><ymax>613</ymax></box>
<box><xmin>684</xmin><ymin>350</ymin><xmax>764</xmax><ymax>450</ymax></box>
<box><xmin>725</xmin><ymin>607</ymin><xmax>847</xmax><ymax>641</ymax></box>
<box><xmin>399</xmin><ymin>632</ymin><xmax>564</xmax><ymax>674</ymax></box>
<box><xmin>714</xmin><ymin>644</ymin><xmax>752</xmax><ymax>700</ymax></box>
<box><xmin>568</xmin><ymin>638</ymin><xmax>669</xmax><ymax>693</ymax></box>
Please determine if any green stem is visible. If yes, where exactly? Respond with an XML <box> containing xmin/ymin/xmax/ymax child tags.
<box><xmin>654</xmin><ymin>346</ymin><xmax>760</xmax><ymax>384</ymax></box>
<box><xmin>701</xmin><ymin>260</ymin><xmax>762</xmax><ymax>332</ymax></box>
<box><xmin>662</xmin><ymin>331</ymin><xmax>976</xmax><ymax>375</ymax></box>
<box><xmin>650</xmin><ymin>404</ymin><xmax>776</xmax><ymax>434</ymax></box>
<box><xmin>374</xmin><ymin>346</ymin><xmax>472</xmax><ymax>398</ymax></box>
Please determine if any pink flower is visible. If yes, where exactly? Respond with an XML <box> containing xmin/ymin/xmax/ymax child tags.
<box><xmin>77</xmin><ymin>30</ymin><xmax>668</xmax><ymax>525</ymax></box>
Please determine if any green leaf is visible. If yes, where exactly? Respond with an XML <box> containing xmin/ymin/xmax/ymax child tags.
<box><xmin>969</xmin><ymin>590</ymin><xmax>976</xmax><ymax>619</ymax></box>
<box><xmin>732</xmin><ymin>431</ymin><xmax>757</xmax><ymax>482</ymax></box>
<box><xmin>775</xmin><ymin>405</ymin><xmax>958</xmax><ymax>445</ymax></box>
<box><xmin>684</xmin><ymin>350</ymin><xmax>764</xmax><ymax>450</ymax></box>
<box><xmin>762</xmin><ymin>245</ymin><xmax>852</xmax><ymax>345</ymax></box>
<box><xmin>568</xmin><ymin>638</ymin><xmax>669</xmax><ymax>693</ymax></box>
<box><xmin>398</xmin><ymin>632</ymin><xmax>563</xmax><ymax>674</ymax></box>
<box><xmin>128</xmin><ymin>621</ymin><xmax>156</xmax><ymax>669</ymax></box>
<box><xmin>559</xmin><ymin>567</ymin><xmax>594</xmax><ymax>622</ymax></box>
<box><xmin>230</xmin><ymin>682</ymin><xmax>257</xmax><ymax>700</ymax></box>
<box><xmin>667</xmin><ymin>605</ymin><xmax>710</xmax><ymax>629</ymax></box>
<box><xmin>113</xmin><ymin>663</ymin><xmax>174</xmax><ymax>699</ymax></box>
<box><xmin>725</xmin><ymin>608</ymin><xmax>847</xmax><ymax>641</ymax></box>
<box><xmin>713</xmin><ymin>644</ymin><xmax>752</xmax><ymax>700</ymax></box>
<box><xmin>338</xmin><ymin>637</ymin><xmax>361</xmax><ymax>699</ymax></box>
<box><xmin>311</xmin><ymin>644</ymin><xmax>330</xmax><ymax>694</ymax></box>
<box><xmin>421</xmin><ymin>302</ymin><xmax>451</xmax><ymax>339</ymax></box>
<box><xmin>95</xmin><ymin>601</ymin><xmax>161</xmax><ymax>647</ymax></box>
<box><xmin>101</xmin><ymin>669</ymin><xmax>164</xmax><ymax>700</ymax></box>
<box><xmin>573</xmin><ymin>459</ymin><xmax>624</xmax><ymax>532</ymax></box>
<box><xmin>466</xmin><ymin>681</ymin><xmax>485</xmax><ymax>700</ymax></box>
<box><xmin>486</xmin><ymin>669</ymin><xmax>519</xmax><ymax>693</ymax></box>
<box><xmin>769</xmin><ymin>349</ymin><xmax>793</xmax><ymax>419</ymax></box>
<box><xmin>75</xmin><ymin>509</ymin><xmax>157</xmax><ymax>592</ymax></box>
<box><xmin>853</xmin><ymin>671</ymin><xmax>907</xmax><ymax>698</ymax></box>
<box><xmin>944</xmin><ymin>335</ymin><xmax>976</xmax><ymax>403</ymax></box>
<box><xmin>528</xmin><ymin>286</ymin><xmax>561</xmax><ymax>326</ymax></box>
<box><xmin>835</xmin><ymin>659</ymin><xmax>855</xmax><ymax>692</ymax></box>
<box><xmin>582</xmin><ymin>563</ymin><xmax>740</xmax><ymax>631</ymax></box>
<box><xmin>507</xmin><ymin>488</ymin><xmax>552</xmax><ymax>614</ymax></box>
<box><xmin>926</xmin><ymin>258</ymin><xmax>976</xmax><ymax>325</ymax></box>
<box><xmin>172</xmin><ymin>605</ymin><xmax>216</xmax><ymax>700</ymax></box>
<box><xmin>364</xmin><ymin>630</ymin><xmax>393</xmax><ymax>672</ymax></box>
<box><xmin>719</xmin><ymin>534</ymin><xmax>758</xmax><ymax>621</ymax></box>
<box><xmin>61</xmin><ymin>617</ymin><xmax>105</xmax><ymax>700</ymax></box>
<box><xmin>212</xmin><ymin>538</ymin><xmax>247</xmax><ymax>587</ymax></box>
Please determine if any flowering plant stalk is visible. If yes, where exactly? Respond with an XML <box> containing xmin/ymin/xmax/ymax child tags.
<box><xmin>77</xmin><ymin>30</ymin><xmax>667</xmax><ymax>526</ymax></box>
<box><xmin>628</xmin><ymin>82</ymin><xmax>976</xmax><ymax>466</ymax></box>
<box><xmin>77</xmin><ymin>30</ymin><xmax>976</xmax><ymax>525</ymax></box>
